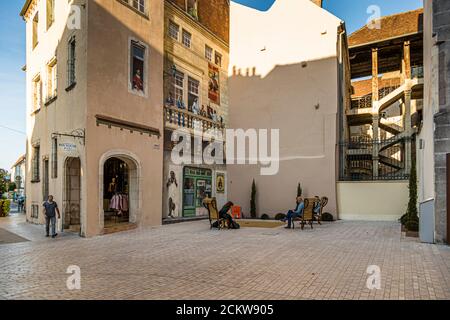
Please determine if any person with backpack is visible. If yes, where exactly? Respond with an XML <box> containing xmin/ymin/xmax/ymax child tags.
<box><xmin>219</xmin><ymin>201</ymin><xmax>240</xmax><ymax>229</ymax></box>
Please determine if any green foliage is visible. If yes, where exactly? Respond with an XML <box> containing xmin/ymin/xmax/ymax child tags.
<box><xmin>404</xmin><ymin>160</ymin><xmax>419</xmax><ymax>231</ymax></box>
<box><xmin>0</xmin><ymin>199</ymin><xmax>11</xmax><ymax>217</ymax></box>
<box><xmin>8</xmin><ymin>182</ymin><xmax>17</xmax><ymax>192</ymax></box>
<box><xmin>250</xmin><ymin>179</ymin><xmax>257</xmax><ymax>219</ymax></box>
<box><xmin>0</xmin><ymin>169</ymin><xmax>8</xmax><ymax>195</ymax></box>
<box><xmin>261</xmin><ymin>214</ymin><xmax>270</xmax><ymax>220</ymax></box>
<box><xmin>297</xmin><ymin>183</ymin><xmax>302</xmax><ymax>197</ymax></box>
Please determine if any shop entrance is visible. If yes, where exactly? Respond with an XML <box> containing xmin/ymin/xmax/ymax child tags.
<box><xmin>103</xmin><ymin>157</ymin><xmax>130</xmax><ymax>226</ymax></box>
<box><xmin>183</xmin><ymin>167</ymin><xmax>212</xmax><ymax>217</ymax></box>
<box><xmin>63</xmin><ymin>157</ymin><xmax>81</xmax><ymax>233</ymax></box>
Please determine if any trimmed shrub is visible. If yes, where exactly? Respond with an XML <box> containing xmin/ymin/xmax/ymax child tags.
<box><xmin>0</xmin><ymin>199</ymin><xmax>11</xmax><ymax>217</ymax></box>
<box><xmin>275</xmin><ymin>213</ymin><xmax>286</xmax><ymax>221</ymax></box>
<box><xmin>261</xmin><ymin>214</ymin><xmax>270</xmax><ymax>220</ymax></box>
<box><xmin>321</xmin><ymin>212</ymin><xmax>334</xmax><ymax>222</ymax></box>
<box><xmin>250</xmin><ymin>179</ymin><xmax>257</xmax><ymax>219</ymax></box>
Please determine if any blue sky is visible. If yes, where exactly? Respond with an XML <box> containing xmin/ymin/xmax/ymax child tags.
<box><xmin>0</xmin><ymin>0</ymin><xmax>423</xmax><ymax>170</ymax></box>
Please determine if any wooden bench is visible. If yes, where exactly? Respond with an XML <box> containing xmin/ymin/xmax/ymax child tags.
<box><xmin>292</xmin><ymin>198</ymin><xmax>314</xmax><ymax>230</ymax></box>
<box><xmin>314</xmin><ymin>196</ymin><xmax>329</xmax><ymax>225</ymax></box>
<box><xmin>203</xmin><ymin>198</ymin><xmax>226</xmax><ymax>230</ymax></box>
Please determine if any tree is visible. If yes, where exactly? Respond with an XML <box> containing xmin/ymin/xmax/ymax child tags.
<box><xmin>250</xmin><ymin>179</ymin><xmax>257</xmax><ymax>219</ymax></box>
<box><xmin>0</xmin><ymin>169</ymin><xmax>8</xmax><ymax>195</ymax></box>
<box><xmin>8</xmin><ymin>182</ymin><xmax>17</xmax><ymax>192</ymax></box>
<box><xmin>405</xmin><ymin>160</ymin><xmax>419</xmax><ymax>231</ymax></box>
<box><xmin>297</xmin><ymin>183</ymin><xmax>303</xmax><ymax>197</ymax></box>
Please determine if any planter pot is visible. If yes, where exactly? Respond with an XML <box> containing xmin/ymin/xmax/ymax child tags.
<box><xmin>406</xmin><ymin>230</ymin><xmax>419</xmax><ymax>238</ymax></box>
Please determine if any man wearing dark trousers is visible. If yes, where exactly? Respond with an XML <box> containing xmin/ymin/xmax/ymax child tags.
<box><xmin>43</xmin><ymin>195</ymin><xmax>61</xmax><ymax>238</ymax></box>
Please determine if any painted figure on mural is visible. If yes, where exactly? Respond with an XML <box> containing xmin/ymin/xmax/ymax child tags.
<box><xmin>132</xmin><ymin>69</ymin><xmax>144</xmax><ymax>92</ymax></box>
<box><xmin>167</xmin><ymin>171</ymin><xmax>179</xmax><ymax>218</ymax></box>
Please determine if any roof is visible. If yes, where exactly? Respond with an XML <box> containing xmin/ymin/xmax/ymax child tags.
<box><xmin>349</xmin><ymin>8</ymin><xmax>423</xmax><ymax>48</ymax></box>
<box><xmin>11</xmin><ymin>155</ymin><xmax>26</xmax><ymax>169</ymax></box>
<box><xmin>20</xmin><ymin>0</ymin><xmax>32</xmax><ymax>18</ymax></box>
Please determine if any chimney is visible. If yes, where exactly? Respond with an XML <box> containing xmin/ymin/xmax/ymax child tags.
<box><xmin>310</xmin><ymin>0</ymin><xmax>323</xmax><ymax>7</ymax></box>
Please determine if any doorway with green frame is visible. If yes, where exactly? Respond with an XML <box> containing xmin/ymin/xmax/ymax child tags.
<box><xmin>182</xmin><ymin>167</ymin><xmax>212</xmax><ymax>217</ymax></box>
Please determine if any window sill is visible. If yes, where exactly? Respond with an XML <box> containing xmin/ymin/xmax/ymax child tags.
<box><xmin>31</xmin><ymin>180</ymin><xmax>40</xmax><ymax>184</ymax></box>
<box><xmin>65</xmin><ymin>82</ymin><xmax>77</xmax><ymax>92</ymax></box>
<box><xmin>45</xmin><ymin>95</ymin><xmax>57</xmax><ymax>106</ymax></box>
<box><xmin>31</xmin><ymin>108</ymin><xmax>41</xmax><ymax>116</ymax></box>
<box><xmin>117</xmin><ymin>0</ymin><xmax>149</xmax><ymax>20</ymax></box>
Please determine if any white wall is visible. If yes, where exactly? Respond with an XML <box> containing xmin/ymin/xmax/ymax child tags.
<box><xmin>337</xmin><ymin>182</ymin><xmax>409</xmax><ymax>221</ymax></box>
<box><xmin>229</xmin><ymin>0</ymin><xmax>342</xmax><ymax>77</ymax></box>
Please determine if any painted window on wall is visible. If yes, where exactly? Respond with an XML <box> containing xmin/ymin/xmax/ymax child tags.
<box><xmin>130</xmin><ymin>41</ymin><xmax>146</xmax><ymax>93</ymax></box>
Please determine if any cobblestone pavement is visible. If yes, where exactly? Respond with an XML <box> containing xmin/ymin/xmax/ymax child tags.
<box><xmin>0</xmin><ymin>215</ymin><xmax>449</xmax><ymax>300</ymax></box>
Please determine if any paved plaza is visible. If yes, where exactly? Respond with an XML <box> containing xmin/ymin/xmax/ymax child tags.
<box><xmin>0</xmin><ymin>213</ymin><xmax>449</xmax><ymax>300</ymax></box>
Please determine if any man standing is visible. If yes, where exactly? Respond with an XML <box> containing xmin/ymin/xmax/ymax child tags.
<box><xmin>43</xmin><ymin>195</ymin><xmax>60</xmax><ymax>238</ymax></box>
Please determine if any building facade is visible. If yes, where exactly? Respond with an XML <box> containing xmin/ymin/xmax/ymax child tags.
<box><xmin>419</xmin><ymin>0</ymin><xmax>450</xmax><ymax>244</ymax></box>
<box><xmin>21</xmin><ymin>0</ymin><xmax>164</xmax><ymax>237</ymax></box>
<box><xmin>162</xmin><ymin>0</ymin><xmax>230</xmax><ymax>219</ymax></box>
<box><xmin>11</xmin><ymin>155</ymin><xmax>26</xmax><ymax>197</ymax></box>
<box><xmin>228</xmin><ymin>0</ymin><xmax>349</xmax><ymax>219</ymax></box>
<box><xmin>337</xmin><ymin>9</ymin><xmax>424</xmax><ymax>221</ymax></box>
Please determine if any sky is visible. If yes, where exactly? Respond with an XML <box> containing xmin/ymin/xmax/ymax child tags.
<box><xmin>0</xmin><ymin>0</ymin><xmax>424</xmax><ymax>170</ymax></box>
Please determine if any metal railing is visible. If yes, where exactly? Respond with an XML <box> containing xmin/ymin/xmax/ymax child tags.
<box><xmin>164</xmin><ymin>105</ymin><xmax>225</xmax><ymax>132</ymax></box>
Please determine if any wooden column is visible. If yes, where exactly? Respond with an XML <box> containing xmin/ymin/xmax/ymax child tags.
<box><xmin>371</xmin><ymin>48</ymin><xmax>379</xmax><ymax>102</ymax></box>
<box><xmin>403</xmin><ymin>41</ymin><xmax>411</xmax><ymax>80</ymax></box>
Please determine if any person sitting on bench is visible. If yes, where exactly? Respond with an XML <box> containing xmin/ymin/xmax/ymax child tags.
<box><xmin>284</xmin><ymin>197</ymin><xmax>305</xmax><ymax>229</ymax></box>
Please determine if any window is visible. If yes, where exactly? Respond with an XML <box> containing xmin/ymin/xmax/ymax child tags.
<box><xmin>132</xmin><ymin>0</ymin><xmax>146</xmax><ymax>14</ymax></box>
<box><xmin>188</xmin><ymin>77</ymin><xmax>200</xmax><ymax>110</ymax></box>
<box><xmin>186</xmin><ymin>0</ymin><xmax>198</xmax><ymax>20</ymax></box>
<box><xmin>67</xmin><ymin>36</ymin><xmax>76</xmax><ymax>88</ymax></box>
<box><xmin>205</xmin><ymin>45</ymin><xmax>212</xmax><ymax>62</ymax></box>
<box><xmin>32</xmin><ymin>13</ymin><xmax>39</xmax><ymax>49</ymax></box>
<box><xmin>47</xmin><ymin>59</ymin><xmax>57</xmax><ymax>101</ymax></box>
<box><xmin>31</xmin><ymin>204</ymin><xmax>39</xmax><ymax>219</ymax></box>
<box><xmin>32</xmin><ymin>75</ymin><xmax>42</xmax><ymax>112</ymax></box>
<box><xmin>32</xmin><ymin>145</ymin><xmax>40</xmax><ymax>182</ymax></box>
<box><xmin>51</xmin><ymin>137</ymin><xmax>57</xmax><ymax>179</ymax></box>
<box><xmin>46</xmin><ymin>0</ymin><xmax>55</xmax><ymax>30</ymax></box>
<box><xmin>130</xmin><ymin>40</ymin><xmax>146</xmax><ymax>93</ymax></box>
<box><xmin>173</xmin><ymin>70</ymin><xmax>184</xmax><ymax>104</ymax></box>
<box><xmin>168</xmin><ymin>21</ymin><xmax>179</xmax><ymax>41</ymax></box>
<box><xmin>182</xmin><ymin>30</ymin><xmax>192</xmax><ymax>48</ymax></box>
<box><xmin>215</xmin><ymin>52</ymin><xmax>222</xmax><ymax>67</ymax></box>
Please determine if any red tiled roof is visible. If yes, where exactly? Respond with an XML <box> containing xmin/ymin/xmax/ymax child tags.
<box><xmin>349</xmin><ymin>8</ymin><xmax>423</xmax><ymax>47</ymax></box>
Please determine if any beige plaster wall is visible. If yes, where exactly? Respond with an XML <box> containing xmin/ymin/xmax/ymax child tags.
<box><xmin>337</xmin><ymin>182</ymin><xmax>409</xmax><ymax>221</ymax></box>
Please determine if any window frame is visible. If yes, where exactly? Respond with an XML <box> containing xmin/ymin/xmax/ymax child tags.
<box><xmin>31</xmin><ymin>144</ymin><xmax>40</xmax><ymax>183</ymax></box>
<box><xmin>168</xmin><ymin>20</ymin><xmax>180</xmax><ymax>41</ymax></box>
<box><xmin>173</xmin><ymin>70</ymin><xmax>185</xmax><ymax>105</ymax></box>
<box><xmin>46</xmin><ymin>58</ymin><xmax>58</xmax><ymax>102</ymax></box>
<box><xmin>32</xmin><ymin>12</ymin><xmax>39</xmax><ymax>49</ymax></box>
<box><xmin>182</xmin><ymin>29</ymin><xmax>192</xmax><ymax>49</ymax></box>
<box><xmin>46</xmin><ymin>0</ymin><xmax>55</xmax><ymax>30</ymax></box>
<box><xmin>32</xmin><ymin>74</ymin><xmax>42</xmax><ymax>113</ymax></box>
<box><xmin>205</xmin><ymin>45</ymin><xmax>213</xmax><ymax>62</ymax></box>
<box><xmin>67</xmin><ymin>36</ymin><xmax>76</xmax><ymax>90</ymax></box>
<box><xmin>128</xmin><ymin>38</ymin><xmax>148</xmax><ymax>97</ymax></box>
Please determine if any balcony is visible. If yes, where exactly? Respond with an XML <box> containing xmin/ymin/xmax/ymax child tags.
<box><xmin>164</xmin><ymin>105</ymin><xmax>225</xmax><ymax>134</ymax></box>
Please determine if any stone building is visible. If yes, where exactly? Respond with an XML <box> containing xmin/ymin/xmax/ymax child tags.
<box><xmin>11</xmin><ymin>155</ymin><xmax>26</xmax><ymax>197</ymax></box>
<box><xmin>419</xmin><ymin>0</ymin><xmax>450</xmax><ymax>244</ymax></box>
<box><xmin>162</xmin><ymin>0</ymin><xmax>230</xmax><ymax>219</ymax></box>
<box><xmin>21</xmin><ymin>0</ymin><xmax>164</xmax><ymax>237</ymax></box>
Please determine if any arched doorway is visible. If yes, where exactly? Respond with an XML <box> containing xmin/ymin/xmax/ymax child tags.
<box><xmin>63</xmin><ymin>157</ymin><xmax>81</xmax><ymax>233</ymax></box>
<box><xmin>102</xmin><ymin>155</ymin><xmax>140</xmax><ymax>228</ymax></box>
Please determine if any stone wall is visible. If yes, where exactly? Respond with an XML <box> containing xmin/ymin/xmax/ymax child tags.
<box><xmin>433</xmin><ymin>0</ymin><xmax>450</xmax><ymax>242</ymax></box>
